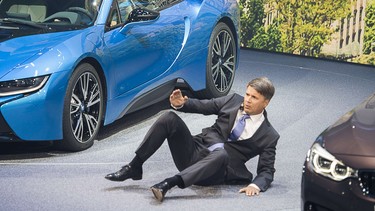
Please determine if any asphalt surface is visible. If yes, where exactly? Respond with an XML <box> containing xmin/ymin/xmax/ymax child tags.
<box><xmin>1</xmin><ymin>49</ymin><xmax>375</xmax><ymax>211</ymax></box>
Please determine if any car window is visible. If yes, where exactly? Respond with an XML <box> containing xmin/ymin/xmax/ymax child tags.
<box><xmin>0</xmin><ymin>0</ymin><xmax>102</xmax><ymax>27</ymax></box>
<box><xmin>107</xmin><ymin>1</ymin><xmax>120</xmax><ymax>28</ymax></box>
<box><xmin>105</xmin><ymin>0</ymin><xmax>183</xmax><ymax>30</ymax></box>
<box><xmin>134</xmin><ymin>0</ymin><xmax>183</xmax><ymax>11</ymax></box>
<box><xmin>118</xmin><ymin>0</ymin><xmax>134</xmax><ymax>22</ymax></box>
<box><xmin>106</xmin><ymin>0</ymin><xmax>129</xmax><ymax>29</ymax></box>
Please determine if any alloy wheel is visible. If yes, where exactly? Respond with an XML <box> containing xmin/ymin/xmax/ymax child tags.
<box><xmin>210</xmin><ymin>29</ymin><xmax>235</xmax><ymax>93</ymax></box>
<box><xmin>70</xmin><ymin>72</ymin><xmax>101</xmax><ymax>143</ymax></box>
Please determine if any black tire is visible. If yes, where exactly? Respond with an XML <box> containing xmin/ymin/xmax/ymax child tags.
<box><xmin>60</xmin><ymin>63</ymin><xmax>104</xmax><ymax>151</ymax></box>
<box><xmin>196</xmin><ymin>22</ymin><xmax>237</xmax><ymax>99</ymax></box>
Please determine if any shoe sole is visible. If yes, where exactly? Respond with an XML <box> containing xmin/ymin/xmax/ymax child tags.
<box><xmin>104</xmin><ymin>176</ymin><xmax>142</xmax><ymax>182</ymax></box>
<box><xmin>151</xmin><ymin>187</ymin><xmax>164</xmax><ymax>202</ymax></box>
<box><xmin>132</xmin><ymin>176</ymin><xmax>142</xmax><ymax>180</ymax></box>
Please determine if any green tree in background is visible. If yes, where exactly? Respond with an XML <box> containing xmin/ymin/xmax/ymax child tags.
<box><xmin>240</xmin><ymin>0</ymin><xmax>265</xmax><ymax>47</ymax></box>
<box><xmin>363</xmin><ymin>2</ymin><xmax>375</xmax><ymax>54</ymax></box>
<box><xmin>240</xmin><ymin>0</ymin><xmax>351</xmax><ymax>56</ymax></box>
<box><xmin>264</xmin><ymin>0</ymin><xmax>351</xmax><ymax>56</ymax></box>
<box><xmin>353</xmin><ymin>0</ymin><xmax>375</xmax><ymax>65</ymax></box>
<box><xmin>240</xmin><ymin>0</ymin><xmax>282</xmax><ymax>51</ymax></box>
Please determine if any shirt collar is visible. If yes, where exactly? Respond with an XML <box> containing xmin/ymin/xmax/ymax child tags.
<box><xmin>240</xmin><ymin>109</ymin><xmax>264</xmax><ymax>122</ymax></box>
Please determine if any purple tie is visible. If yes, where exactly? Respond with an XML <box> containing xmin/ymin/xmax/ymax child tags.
<box><xmin>229</xmin><ymin>114</ymin><xmax>250</xmax><ymax>141</ymax></box>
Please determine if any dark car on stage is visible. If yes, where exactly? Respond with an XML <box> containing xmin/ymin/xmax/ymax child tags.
<box><xmin>301</xmin><ymin>93</ymin><xmax>375</xmax><ymax>211</ymax></box>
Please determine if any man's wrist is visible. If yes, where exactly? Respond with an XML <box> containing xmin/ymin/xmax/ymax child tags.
<box><xmin>248</xmin><ymin>183</ymin><xmax>260</xmax><ymax>191</ymax></box>
<box><xmin>171</xmin><ymin>104</ymin><xmax>184</xmax><ymax>110</ymax></box>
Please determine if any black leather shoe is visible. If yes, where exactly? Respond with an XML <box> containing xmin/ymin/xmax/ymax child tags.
<box><xmin>105</xmin><ymin>164</ymin><xmax>142</xmax><ymax>182</ymax></box>
<box><xmin>151</xmin><ymin>181</ymin><xmax>170</xmax><ymax>202</ymax></box>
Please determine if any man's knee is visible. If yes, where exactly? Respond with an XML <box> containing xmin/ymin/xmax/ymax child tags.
<box><xmin>158</xmin><ymin>111</ymin><xmax>180</xmax><ymax>124</ymax></box>
<box><xmin>154</xmin><ymin>111</ymin><xmax>183</xmax><ymax>132</ymax></box>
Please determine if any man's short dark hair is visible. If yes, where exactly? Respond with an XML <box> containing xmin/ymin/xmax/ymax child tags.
<box><xmin>247</xmin><ymin>77</ymin><xmax>275</xmax><ymax>101</ymax></box>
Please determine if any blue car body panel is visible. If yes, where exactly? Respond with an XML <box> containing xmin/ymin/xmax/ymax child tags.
<box><xmin>0</xmin><ymin>0</ymin><xmax>239</xmax><ymax>141</ymax></box>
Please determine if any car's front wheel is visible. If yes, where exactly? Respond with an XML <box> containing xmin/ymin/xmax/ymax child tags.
<box><xmin>60</xmin><ymin>63</ymin><xmax>104</xmax><ymax>151</ymax></box>
<box><xmin>197</xmin><ymin>22</ymin><xmax>237</xmax><ymax>99</ymax></box>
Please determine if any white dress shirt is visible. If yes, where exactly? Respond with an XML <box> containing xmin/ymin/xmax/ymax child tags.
<box><xmin>231</xmin><ymin>109</ymin><xmax>265</xmax><ymax>191</ymax></box>
<box><xmin>232</xmin><ymin>109</ymin><xmax>265</xmax><ymax>141</ymax></box>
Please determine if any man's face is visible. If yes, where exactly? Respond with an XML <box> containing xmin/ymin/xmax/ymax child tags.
<box><xmin>243</xmin><ymin>86</ymin><xmax>269</xmax><ymax>115</ymax></box>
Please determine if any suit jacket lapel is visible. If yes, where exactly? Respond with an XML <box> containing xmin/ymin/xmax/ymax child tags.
<box><xmin>249</xmin><ymin>120</ymin><xmax>268</xmax><ymax>141</ymax></box>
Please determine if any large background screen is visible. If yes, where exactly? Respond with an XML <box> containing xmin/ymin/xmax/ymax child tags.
<box><xmin>240</xmin><ymin>0</ymin><xmax>375</xmax><ymax>66</ymax></box>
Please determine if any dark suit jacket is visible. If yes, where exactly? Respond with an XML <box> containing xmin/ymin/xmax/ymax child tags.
<box><xmin>179</xmin><ymin>93</ymin><xmax>280</xmax><ymax>191</ymax></box>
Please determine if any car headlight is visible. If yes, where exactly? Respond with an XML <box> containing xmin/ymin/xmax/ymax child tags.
<box><xmin>0</xmin><ymin>75</ymin><xmax>49</xmax><ymax>97</ymax></box>
<box><xmin>307</xmin><ymin>143</ymin><xmax>357</xmax><ymax>181</ymax></box>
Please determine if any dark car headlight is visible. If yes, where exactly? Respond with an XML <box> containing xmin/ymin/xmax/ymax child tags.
<box><xmin>307</xmin><ymin>143</ymin><xmax>357</xmax><ymax>181</ymax></box>
<box><xmin>0</xmin><ymin>75</ymin><xmax>49</xmax><ymax>97</ymax></box>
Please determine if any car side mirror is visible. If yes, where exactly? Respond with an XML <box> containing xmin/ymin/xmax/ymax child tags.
<box><xmin>126</xmin><ymin>8</ymin><xmax>159</xmax><ymax>24</ymax></box>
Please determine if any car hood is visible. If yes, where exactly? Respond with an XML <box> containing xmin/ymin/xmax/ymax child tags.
<box><xmin>322</xmin><ymin>93</ymin><xmax>375</xmax><ymax>166</ymax></box>
<box><xmin>0</xmin><ymin>31</ymin><xmax>81</xmax><ymax>80</ymax></box>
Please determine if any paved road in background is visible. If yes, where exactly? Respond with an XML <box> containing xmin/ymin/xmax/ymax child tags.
<box><xmin>1</xmin><ymin>49</ymin><xmax>375</xmax><ymax>211</ymax></box>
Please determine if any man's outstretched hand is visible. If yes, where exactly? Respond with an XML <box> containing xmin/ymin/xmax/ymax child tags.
<box><xmin>170</xmin><ymin>89</ymin><xmax>188</xmax><ymax>108</ymax></box>
<box><xmin>239</xmin><ymin>185</ymin><xmax>260</xmax><ymax>197</ymax></box>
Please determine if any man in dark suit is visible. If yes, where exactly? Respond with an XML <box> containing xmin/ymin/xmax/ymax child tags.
<box><xmin>105</xmin><ymin>77</ymin><xmax>280</xmax><ymax>202</ymax></box>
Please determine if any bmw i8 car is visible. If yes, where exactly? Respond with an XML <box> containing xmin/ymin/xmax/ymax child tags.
<box><xmin>0</xmin><ymin>0</ymin><xmax>240</xmax><ymax>151</ymax></box>
<box><xmin>301</xmin><ymin>93</ymin><xmax>375</xmax><ymax>211</ymax></box>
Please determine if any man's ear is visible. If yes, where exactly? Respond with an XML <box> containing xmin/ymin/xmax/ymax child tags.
<box><xmin>263</xmin><ymin>99</ymin><xmax>270</xmax><ymax>109</ymax></box>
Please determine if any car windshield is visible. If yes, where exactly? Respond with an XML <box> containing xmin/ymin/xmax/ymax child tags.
<box><xmin>0</xmin><ymin>0</ymin><xmax>102</xmax><ymax>27</ymax></box>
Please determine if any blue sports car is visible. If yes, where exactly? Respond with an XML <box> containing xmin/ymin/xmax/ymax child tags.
<box><xmin>0</xmin><ymin>0</ymin><xmax>239</xmax><ymax>151</ymax></box>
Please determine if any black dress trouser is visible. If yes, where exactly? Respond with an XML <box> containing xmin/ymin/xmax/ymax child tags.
<box><xmin>135</xmin><ymin>111</ymin><xmax>229</xmax><ymax>188</ymax></box>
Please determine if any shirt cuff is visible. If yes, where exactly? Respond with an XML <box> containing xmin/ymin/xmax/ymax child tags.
<box><xmin>170</xmin><ymin>103</ymin><xmax>184</xmax><ymax>110</ymax></box>
<box><xmin>248</xmin><ymin>183</ymin><xmax>260</xmax><ymax>191</ymax></box>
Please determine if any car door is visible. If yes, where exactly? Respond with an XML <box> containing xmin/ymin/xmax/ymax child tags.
<box><xmin>103</xmin><ymin>0</ymin><xmax>186</xmax><ymax>97</ymax></box>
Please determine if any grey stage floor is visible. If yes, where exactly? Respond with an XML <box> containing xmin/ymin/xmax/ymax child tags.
<box><xmin>1</xmin><ymin>49</ymin><xmax>374</xmax><ymax>211</ymax></box>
